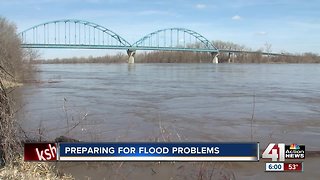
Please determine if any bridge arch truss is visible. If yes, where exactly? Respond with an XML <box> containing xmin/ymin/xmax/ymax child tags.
<box><xmin>19</xmin><ymin>19</ymin><xmax>131</xmax><ymax>49</ymax></box>
<box><xmin>132</xmin><ymin>28</ymin><xmax>218</xmax><ymax>53</ymax></box>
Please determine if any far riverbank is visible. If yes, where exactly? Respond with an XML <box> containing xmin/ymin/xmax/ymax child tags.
<box><xmin>34</xmin><ymin>50</ymin><xmax>320</xmax><ymax>64</ymax></box>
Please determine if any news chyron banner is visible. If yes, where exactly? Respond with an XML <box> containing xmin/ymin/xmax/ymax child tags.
<box><xmin>24</xmin><ymin>142</ymin><xmax>259</xmax><ymax>161</ymax></box>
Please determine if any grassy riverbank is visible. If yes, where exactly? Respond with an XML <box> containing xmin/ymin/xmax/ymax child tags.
<box><xmin>0</xmin><ymin>156</ymin><xmax>73</xmax><ymax>179</ymax></box>
<box><xmin>1</xmin><ymin>80</ymin><xmax>22</xmax><ymax>89</ymax></box>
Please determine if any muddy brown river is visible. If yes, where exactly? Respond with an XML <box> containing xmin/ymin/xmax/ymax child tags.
<box><xmin>15</xmin><ymin>63</ymin><xmax>320</xmax><ymax>179</ymax></box>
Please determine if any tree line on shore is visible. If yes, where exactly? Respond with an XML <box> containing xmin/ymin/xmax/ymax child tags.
<box><xmin>0</xmin><ymin>18</ymin><xmax>37</xmax><ymax>82</ymax></box>
<box><xmin>36</xmin><ymin>45</ymin><xmax>320</xmax><ymax>64</ymax></box>
<box><xmin>0</xmin><ymin>16</ymin><xmax>72</xmax><ymax>179</ymax></box>
<box><xmin>0</xmin><ymin>16</ymin><xmax>37</xmax><ymax>166</ymax></box>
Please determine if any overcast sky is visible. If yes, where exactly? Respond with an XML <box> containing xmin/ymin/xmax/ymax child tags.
<box><xmin>1</xmin><ymin>0</ymin><xmax>319</xmax><ymax>58</ymax></box>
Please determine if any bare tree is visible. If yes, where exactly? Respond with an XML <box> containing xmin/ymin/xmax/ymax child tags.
<box><xmin>264</xmin><ymin>42</ymin><xmax>272</xmax><ymax>62</ymax></box>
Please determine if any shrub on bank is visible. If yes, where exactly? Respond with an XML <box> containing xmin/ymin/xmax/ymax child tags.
<box><xmin>0</xmin><ymin>16</ymin><xmax>73</xmax><ymax>179</ymax></box>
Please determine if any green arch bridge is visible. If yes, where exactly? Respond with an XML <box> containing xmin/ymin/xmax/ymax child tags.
<box><xmin>19</xmin><ymin>19</ymin><xmax>285</xmax><ymax>63</ymax></box>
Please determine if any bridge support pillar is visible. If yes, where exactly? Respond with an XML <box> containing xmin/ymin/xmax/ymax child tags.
<box><xmin>228</xmin><ymin>52</ymin><xmax>235</xmax><ymax>63</ymax></box>
<box><xmin>127</xmin><ymin>49</ymin><xmax>136</xmax><ymax>64</ymax></box>
<box><xmin>211</xmin><ymin>52</ymin><xmax>219</xmax><ymax>64</ymax></box>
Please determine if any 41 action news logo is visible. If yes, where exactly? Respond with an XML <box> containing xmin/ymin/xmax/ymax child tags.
<box><xmin>262</xmin><ymin>143</ymin><xmax>305</xmax><ymax>161</ymax></box>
